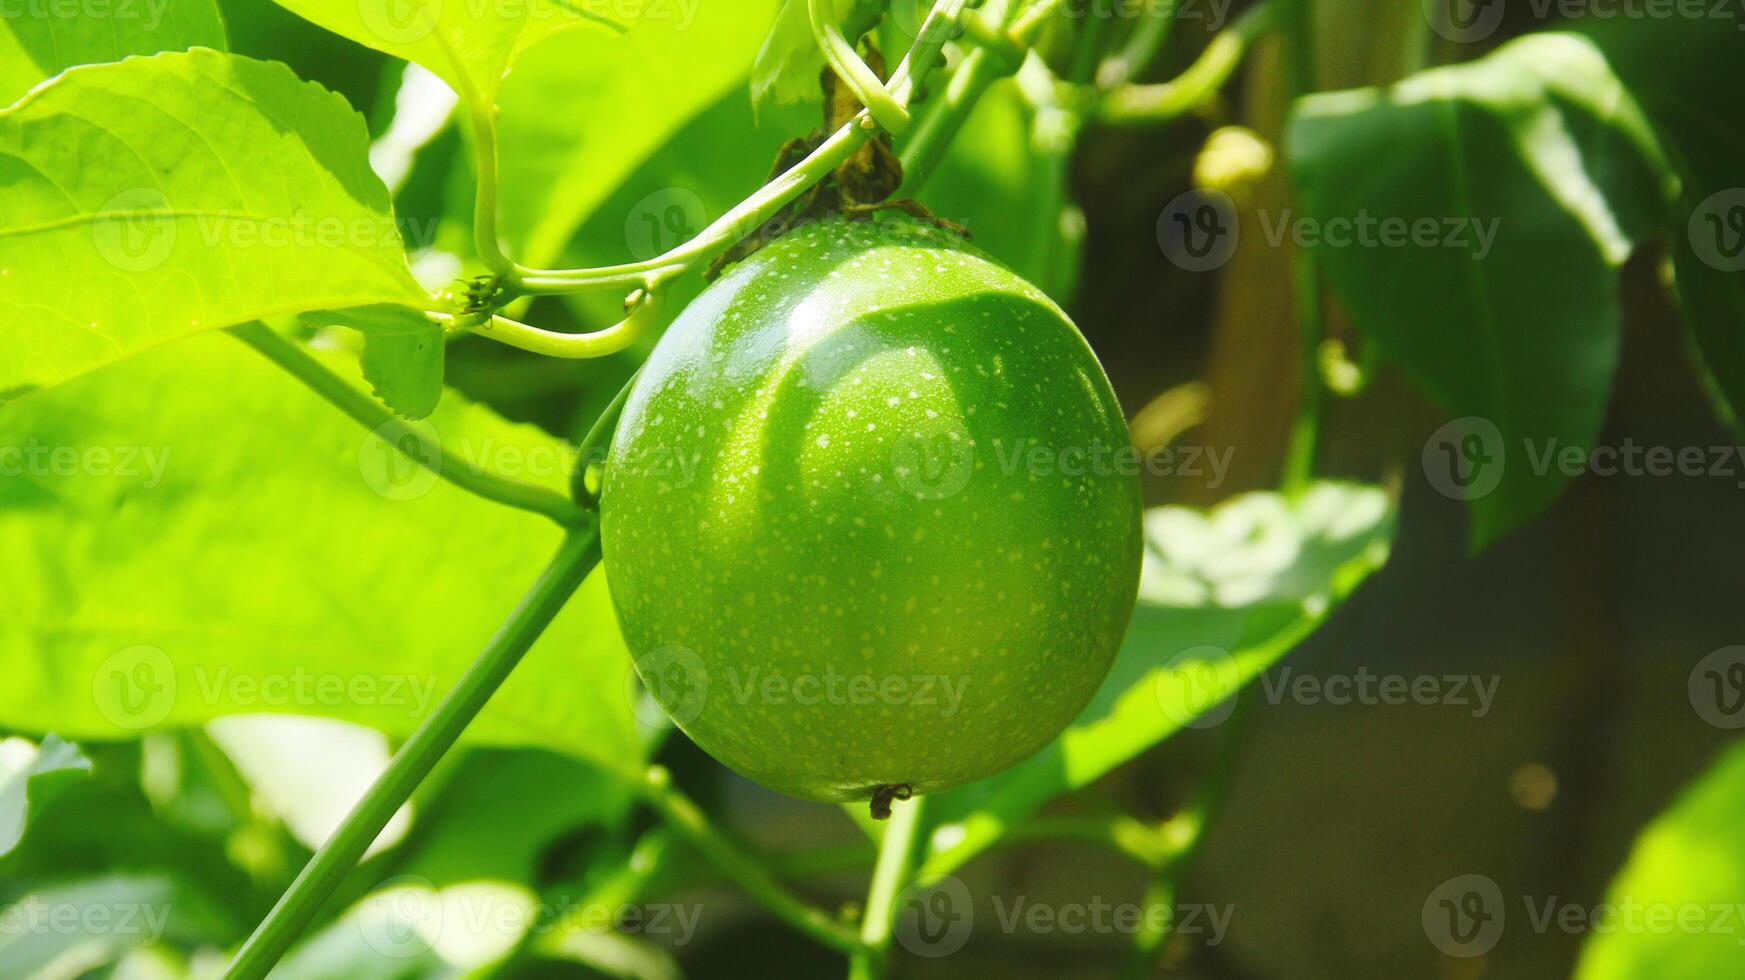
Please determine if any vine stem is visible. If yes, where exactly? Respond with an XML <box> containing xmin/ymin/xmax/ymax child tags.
<box><xmin>507</xmin><ymin>0</ymin><xmax>968</xmax><ymax>297</ymax></box>
<box><xmin>627</xmin><ymin>766</ymin><xmax>870</xmax><ymax>956</ymax></box>
<box><xmin>220</xmin><ymin>529</ymin><xmax>603</xmax><ymax>980</ymax></box>
<box><xmin>227</xmin><ymin>322</ymin><xmax>586</xmax><ymax>527</ymax></box>
<box><xmin>896</xmin><ymin>45</ymin><xmax>1006</xmax><ymax>197</ymax></box>
<box><xmin>848</xmin><ymin>795</ymin><xmax>926</xmax><ymax>980</ymax></box>
<box><xmin>1278</xmin><ymin>0</ymin><xmax>1323</xmax><ymax>496</ymax></box>
<box><xmin>1096</xmin><ymin>1</ymin><xmax>1278</xmax><ymax>125</ymax></box>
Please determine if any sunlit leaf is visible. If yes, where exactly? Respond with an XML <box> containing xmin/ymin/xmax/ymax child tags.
<box><xmin>0</xmin><ymin>50</ymin><xmax>428</xmax><ymax>402</ymax></box>
<box><xmin>1286</xmin><ymin>33</ymin><xmax>1672</xmax><ymax>548</ymax></box>
<box><xmin>0</xmin><ymin>0</ymin><xmax>226</xmax><ymax>106</ymax></box>
<box><xmin>269</xmin><ymin>0</ymin><xmax>625</xmax><ymax>112</ymax></box>
<box><xmin>1576</xmin><ymin>739</ymin><xmax>1745</xmax><ymax>979</ymax></box>
<box><xmin>0</xmin><ymin>331</ymin><xmax>640</xmax><ymax>771</ymax></box>
<box><xmin>206</xmin><ymin>716</ymin><xmax>412</xmax><ymax>857</ymax></box>
<box><xmin>927</xmin><ymin>483</ymin><xmax>1394</xmax><ymax>854</ymax></box>
<box><xmin>305</xmin><ymin>305</ymin><xmax>448</xmax><ymax>420</ymax></box>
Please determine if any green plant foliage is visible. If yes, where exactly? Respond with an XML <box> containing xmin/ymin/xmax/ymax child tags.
<box><xmin>269</xmin><ymin>0</ymin><xmax>622</xmax><ymax>112</ymax></box>
<box><xmin>0</xmin><ymin>0</ymin><xmax>226</xmax><ymax>106</ymax></box>
<box><xmin>1287</xmin><ymin>33</ymin><xmax>1671</xmax><ymax>548</ymax></box>
<box><xmin>400</xmin><ymin>747</ymin><xmax>633</xmax><ymax>887</ymax></box>
<box><xmin>0</xmin><ymin>50</ymin><xmax>428</xmax><ymax>402</ymax></box>
<box><xmin>0</xmin><ymin>331</ymin><xmax>639</xmax><ymax>768</ymax></box>
<box><xmin>1576</xmin><ymin>740</ymin><xmax>1745</xmax><ymax>978</ymax></box>
<box><xmin>305</xmin><ymin>306</ymin><xmax>447</xmax><ymax>420</ymax></box>
<box><xmin>547</xmin><ymin>84</ymin><xmax>817</xmax><ymax>391</ymax></box>
<box><xmin>922</xmin><ymin>78</ymin><xmax>1078</xmax><ymax>296</ymax></box>
<box><xmin>1577</xmin><ymin>18</ymin><xmax>1745</xmax><ymax>432</ymax></box>
<box><xmin>0</xmin><ymin>875</ymin><xmax>227</xmax><ymax>975</ymax></box>
<box><xmin>750</xmin><ymin>0</ymin><xmax>886</xmax><ymax>114</ymax></box>
<box><xmin>926</xmin><ymin>483</ymin><xmax>1394</xmax><ymax>852</ymax></box>
<box><xmin>494</xmin><ymin>0</ymin><xmax>781</xmax><ymax>270</ymax></box>
<box><xmin>0</xmin><ymin>735</ymin><xmax>90</xmax><ymax>858</ymax></box>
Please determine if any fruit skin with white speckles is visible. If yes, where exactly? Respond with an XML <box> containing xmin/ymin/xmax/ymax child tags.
<box><xmin>600</xmin><ymin>215</ymin><xmax>1143</xmax><ymax>803</ymax></box>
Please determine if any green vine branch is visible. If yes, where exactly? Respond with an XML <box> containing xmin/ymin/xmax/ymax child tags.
<box><xmin>627</xmin><ymin>766</ymin><xmax>870</xmax><ymax>956</ymax></box>
<box><xmin>228</xmin><ymin>321</ymin><xmax>587</xmax><ymax>527</ymax></box>
<box><xmin>1279</xmin><ymin>0</ymin><xmax>1324</xmax><ymax>495</ymax></box>
<box><xmin>1096</xmin><ymin>1</ymin><xmax>1277</xmax><ymax>125</ymax></box>
<box><xmin>221</xmin><ymin>529</ymin><xmax>604</xmax><ymax>980</ymax></box>
<box><xmin>486</xmin><ymin>0</ymin><xmax>969</xmax><ymax>305</ymax></box>
<box><xmin>848</xmin><ymin>794</ymin><xmax>927</xmax><ymax>980</ymax></box>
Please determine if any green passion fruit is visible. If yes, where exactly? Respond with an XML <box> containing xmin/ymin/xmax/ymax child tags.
<box><xmin>600</xmin><ymin>216</ymin><xmax>1143</xmax><ymax>803</ymax></box>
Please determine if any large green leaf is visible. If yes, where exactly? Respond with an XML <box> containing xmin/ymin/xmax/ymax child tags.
<box><xmin>494</xmin><ymin>0</ymin><xmax>781</xmax><ymax>269</ymax></box>
<box><xmin>1576</xmin><ymin>739</ymin><xmax>1745</xmax><ymax>979</ymax></box>
<box><xmin>0</xmin><ymin>0</ymin><xmax>226</xmax><ymax>105</ymax></box>
<box><xmin>1286</xmin><ymin>33</ymin><xmax>1671</xmax><ymax>547</ymax></box>
<box><xmin>0</xmin><ymin>330</ymin><xmax>639</xmax><ymax>769</ymax></box>
<box><xmin>1575</xmin><ymin>19</ymin><xmax>1745</xmax><ymax>432</ymax></box>
<box><xmin>0</xmin><ymin>49</ymin><xmax>428</xmax><ymax>402</ymax></box>
<box><xmin>926</xmin><ymin>483</ymin><xmax>1394</xmax><ymax>862</ymax></box>
<box><xmin>269</xmin><ymin>0</ymin><xmax>622</xmax><ymax>112</ymax></box>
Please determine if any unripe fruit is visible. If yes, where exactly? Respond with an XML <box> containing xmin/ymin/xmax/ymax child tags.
<box><xmin>601</xmin><ymin>216</ymin><xmax>1142</xmax><ymax>803</ymax></box>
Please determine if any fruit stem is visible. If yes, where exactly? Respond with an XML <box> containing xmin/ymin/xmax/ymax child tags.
<box><xmin>1279</xmin><ymin>0</ymin><xmax>1324</xmax><ymax>497</ymax></box>
<box><xmin>227</xmin><ymin>322</ymin><xmax>588</xmax><ymax>527</ymax></box>
<box><xmin>571</xmin><ymin>368</ymin><xmax>641</xmax><ymax>506</ymax></box>
<box><xmin>220</xmin><ymin>529</ymin><xmax>602</xmax><ymax>980</ymax></box>
<box><xmin>849</xmin><ymin>793</ymin><xmax>928</xmax><ymax>980</ymax></box>
<box><xmin>628</xmin><ymin>766</ymin><xmax>871</xmax><ymax>957</ymax></box>
<box><xmin>1119</xmin><ymin>697</ymin><xmax>1251</xmax><ymax>978</ymax></box>
<box><xmin>868</xmin><ymin>782</ymin><xmax>913</xmax><ymax>821</ymax></box>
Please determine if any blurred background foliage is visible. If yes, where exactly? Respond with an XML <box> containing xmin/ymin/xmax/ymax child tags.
<box><xmin>3</xmin><ymin>0</ymin><xmax>1745</xmax><ymax>977</ymax></box>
